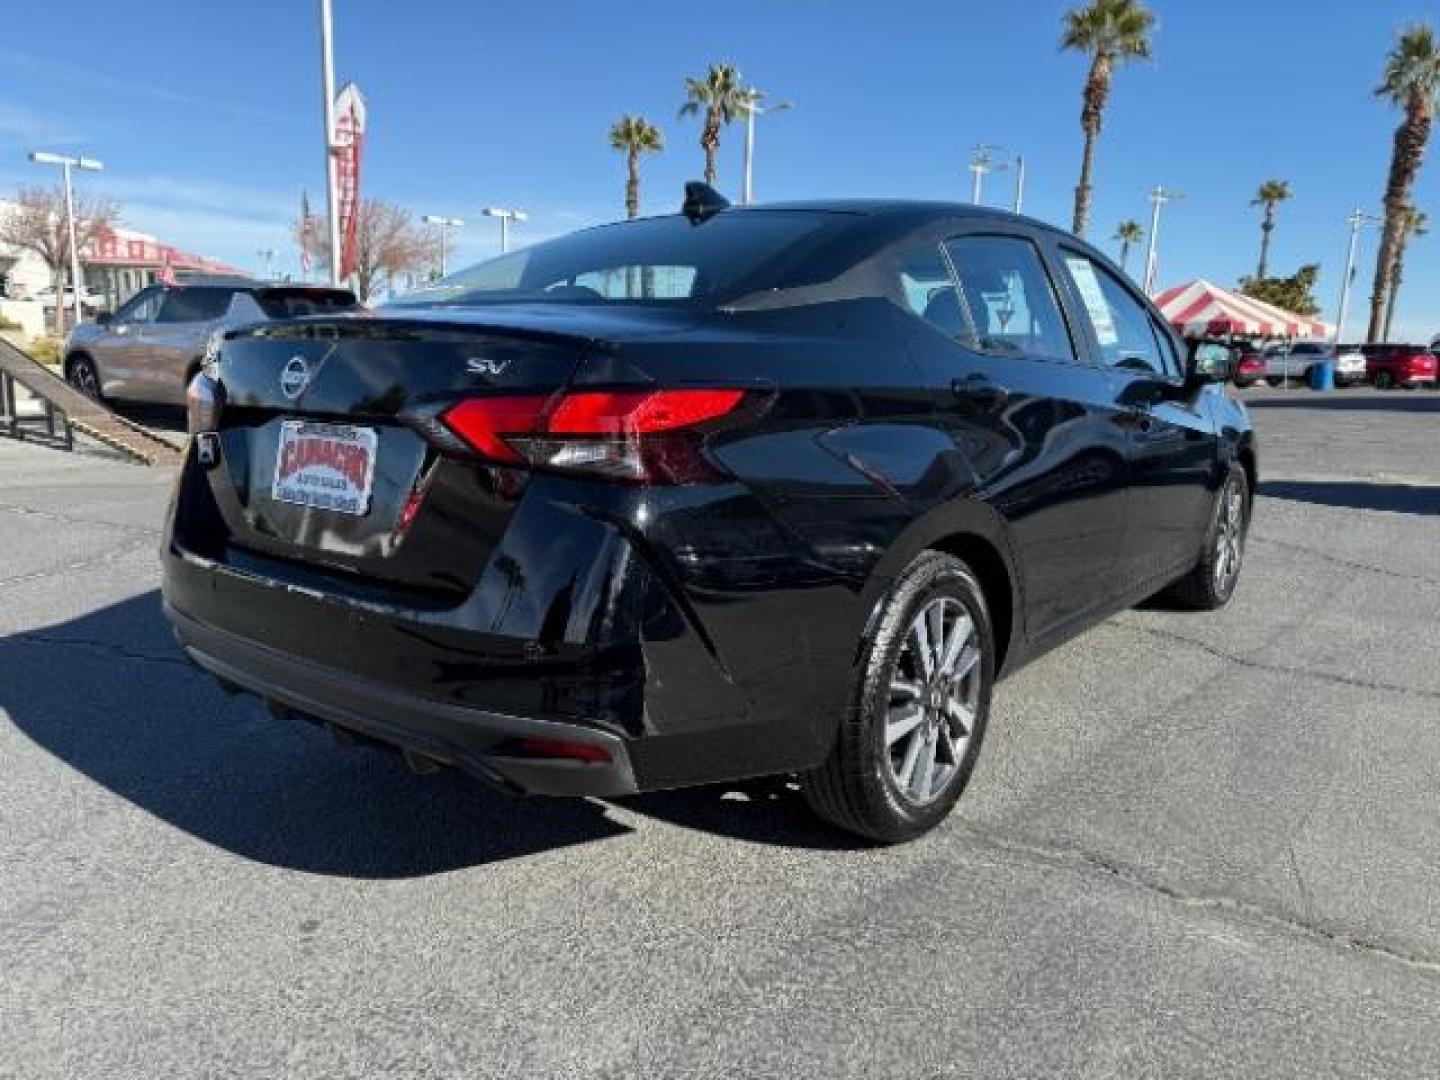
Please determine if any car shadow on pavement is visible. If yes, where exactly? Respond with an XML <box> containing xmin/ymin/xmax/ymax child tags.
<box><xmin>1244</xmin><ymin>394</ymin><xmax>1440</xmax><ymax>414</ymax></box>
<box><xmin>4</xmin><ymin>591</ymin><xmax>861</xmax><ymax>876</ymax></box>
<box><xmin>1260</xmin><ymin>479</ymin><xmax>1440</xmax><ymax>516</ymax></box>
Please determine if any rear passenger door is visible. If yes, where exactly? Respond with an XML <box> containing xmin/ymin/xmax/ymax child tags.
<box><xmin>140</xmin><ymin>287</ymin><xmax>235</xmax><ymax>403</ymax></box>
<box><xmin>906</xmin><ymin>227</ymin><xmax>1132</xmax><ymax>639</ymax></box>
<box><xmin>1054</xmin><ymin>250</ymin><xmax>1217</xmax><ymax>589</ymax></box>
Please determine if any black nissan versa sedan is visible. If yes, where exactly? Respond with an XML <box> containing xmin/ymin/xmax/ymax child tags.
<box><xmin>162</xmin><ymin>186</ymin><xmax>1255</xmax><ymax>842</ymax></box>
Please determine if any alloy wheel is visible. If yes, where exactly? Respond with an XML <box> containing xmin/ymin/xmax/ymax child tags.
<box><xmin>884</xmin><ymin>597</ymin><xmax>982</xmax><ymax>806</ymax></box>
<box><xmin>70</xmin><ymin>362</ymin><xmax>100</xmax><ymax>400</ymax></box>
<box><xmin>1213</xmin><ymin>476</ymin><xmax>1246</xmax><ymax>594</ymax></box>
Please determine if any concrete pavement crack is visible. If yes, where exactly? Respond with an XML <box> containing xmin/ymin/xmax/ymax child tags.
<box><xmin>958</xmin><ymin>822</ymin><xmax>1440</xmax><ymax>981</ymax></box>
<box><xmin>8</xmin><ymin>633</ymin><xmax>190</xmax><ymax>670</ymax></box>
<box><xmin>1249</xmin><ymin>531</ymin><xmax>1440</xmax><ymax>586</ymax></box>
<box><xmin>1111</xmin><ymin>620</ymin><xmax>1440</xmax><ymax>702</ymax></box>
<box><xmin>0</xmin><ymin>501</ymin><xmax>162</xmax><ymax>538</ymax></box>
<box><xmin>0</xmin><ymin>537</ymin><xmax>156</xmax><ymax>588</ymax></box>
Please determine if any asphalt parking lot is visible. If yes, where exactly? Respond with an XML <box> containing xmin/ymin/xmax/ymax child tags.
<box><xmin>2</xmin><ymin>387</ymin><xmax>1438</xmax><ymax>1078</ymax></box>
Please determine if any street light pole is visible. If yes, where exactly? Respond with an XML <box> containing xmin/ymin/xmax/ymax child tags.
<box><xmin>740</xmin><ymin>92</ymin><xmax>790</xmax><ymax>205</ymax></box>
<box><xmin>257</xmin><ymin>248</ymin><xmax>276</xmax><ymax>280</ymax></box>
<box><xmin>1142</xmin><ymin>186</ymin><xmax>1184</xmax><ymax>296</ymax></box>
<box><xmin>1335</xmin><ymin>208</ymin><xmax>1380</xmax><ymax>344</ymax></box>
<box><xmin>968</xmin><ymin>145</ymin><xmax>1008</xmax><ymax>205</ymax></box>
<box><xmin>482</xmin><ymin>207</ymin><xmax>526</xmax><ymax>254</ymax></box>
<box><xmin>422</xmin><ymin>215</ymin><xmax>464</xmax><ymax>277</ymax></box>
<box><xmin>28</xmin><ymin>150</ymin><xmax>103</xmax><ymax>337</ymax></box>
<box><xmin>1012</xmin><ymin>154</ymin><xmax>1026</xmax><ymax>215</ymax></box>
<box><xmin>318</xmin><ymin>0</ymin><xmax>343</xmax><ymax>287</ymax></box>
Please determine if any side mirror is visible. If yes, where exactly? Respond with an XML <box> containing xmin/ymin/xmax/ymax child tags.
<box><xmin>1188</xmin><ymin>342</ymin><xmax>1232</xmax><ymax>387</ymax></box>
<box><xmin>95</xmin><ymin>311</ymin><xmax>113</xmax><ymax>327</ymax></box>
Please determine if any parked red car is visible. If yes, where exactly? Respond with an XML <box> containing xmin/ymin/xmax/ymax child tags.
<box><xmin>1359</xmin><ymin>344</ymin><xmax>1438</xmax><ymax>389</ymax></box>
<box><xmin>1233</xmin><ymin>351</ymin><xmax>1265</xmax><ymax>387</ymax></box>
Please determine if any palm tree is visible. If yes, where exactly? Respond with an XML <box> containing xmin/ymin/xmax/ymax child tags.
<box><xmin>1251</xmin><ymin>179</ymin><xmax>1292</xmax><ymax>279</ymax></box>
<box><xmin>679</xmin><ymin>62</ymin><xmax>746</xmax><ymax>187</ymax></box>
<box><xmin>1112</xmin><ymin>219</ymin><xmax>1144</xmax><ymax>270</ymax></box>
<box><xmin>609</xmin><ymin>115</ymin><xmax>664</xmax><ymax>220</ymax></box>
<box><xmin>1367</xmin><ymin>23</ymin><xmax>1440</xmax><ymax>342</ymax></box>
<box><xmin>1061</xmin><ymin>0</ymin><xmax>1155</xmax><ymax>237</ymax></box>
<box><xmin>1383</xmin><ymin>205</ymin><xmax>1428</xmax><ymax>340</ymax></box>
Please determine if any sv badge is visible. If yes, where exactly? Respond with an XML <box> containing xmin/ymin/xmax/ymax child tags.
<box><xmin>465</xmin><ymin>356</ymin><xmax>510</xmax><ymax>377</ymax></box>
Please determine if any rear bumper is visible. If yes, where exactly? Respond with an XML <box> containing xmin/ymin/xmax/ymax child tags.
<box><xmin>167</xmin><ymin>599</ymin><xmax>639</xmax><ymax>797</ymax></box>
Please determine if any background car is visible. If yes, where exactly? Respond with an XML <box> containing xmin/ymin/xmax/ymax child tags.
<box><xmin>63</xmin><ymin>281</ymin><xmax>359</xmax><ymax>405</ymax></box>
<box><xmin>1260</xmin><ymin>341</ymin><xmax>1364</xmax><ymax>387</ymax></box>
<box><xmin>1233</xmin><ymin>350</ymin><xmax>1265</xmax><ymax>387</ymax></box>
<box><xmin>1359</xmin><ymin>343</ymin><xmax>1439</xmax><ymax>389</ymax></box>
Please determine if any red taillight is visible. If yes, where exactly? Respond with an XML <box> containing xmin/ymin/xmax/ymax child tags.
<box><xmin>439</xmin><ymin>395</ymin><xmax>550</xmax><ymax>462</ymax></box>
<box><xmin>440</xmin><ymin>387</ymin><xmax>748</xmax><ymax>483</ymax></box>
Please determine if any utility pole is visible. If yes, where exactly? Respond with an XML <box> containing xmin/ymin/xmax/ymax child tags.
<box><xmin>1142</xmin><ymin>186</ymin><xmax>1184</xmax><ymax>296</ymax></box>
<box><xmin>740</xmin><ymin>91</ymin><xmax>790</xmax><ymax>205</ymax></box>
<box><xmin>28</xmin><ymin>151</ymin><xmax>103</xmax><ymax>337</ymax></box>
<box><xmin>482</xmin><ymin>207</ymin><xmax>526</xmax><ymax>254</ymax></box>
<box><xmin>422</xmin><ymin>215</ymin><xmax>464</xmax><ymax>277</ymax></box>
<box><xmin>1012</xmin><ymin>154</ymin><xmax>1027</xmax><ymax>215</ymax></box>
<box><xmin>318</xmin><ymin>0</ymin><xmax>342</xmax><ymax>287</ymax></box>
<box><xmin>968</xmin><ymin>145</ymin><xmax>1006</xmax><ymax>205</ymax></box>
<box><xmin>1335</xmin><ymin>208</ymin><xmax>1380</xmax><ymax>343</ymax></box>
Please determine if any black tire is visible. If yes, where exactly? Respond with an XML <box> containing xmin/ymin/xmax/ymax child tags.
<box><xmin>1375</xmin><ymin>371</ymin><xmax>1394</xmax><ymax>390</ymax></box>
<box><xmin>1266</xmin><ymin>376</ymin><xmax>1284</xmax><ymax>388</ymax></box>
<box><xmin>66</xmin><ymin>354</ymin><xmax>104</xmax><ymax>402</ymax></box>
<box><xmin>1159</xmin><ymin>464</ymin><xmax>1250</xmax><ymax>611</ymax></box>
<box><xmin>803</xmin><ymin>551</ymin><xmax>994</xmax><ymax>843</ymax></box>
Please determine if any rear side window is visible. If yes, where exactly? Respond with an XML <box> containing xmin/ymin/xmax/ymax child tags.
<box><xmin>1060</xmin><ymin>254</ymin><xmax>1178</xmax><ymax>377</ymax></box>
<box><xmin>943</xmin><ymin>236</ymin><xmax>1076</xmax><ymax>363</ymax></box>
<box><xmin>254</xmin><ymin>288</ymin><xmax>359</xmax><ymax>318</ymax></box>
<box><xmin>156</xmin><ymin>289</ymin><xmax>232</xmax><ymax>323</ymax></box>
<box><xmin>113</xmin><ymin>287</ymin><xmax>162</xmax><ymax>325</ymax></box>
<box><xmin>897</xmin><ymin>245</ymin><xmax>966</xmax><ymax>339</ymax></box>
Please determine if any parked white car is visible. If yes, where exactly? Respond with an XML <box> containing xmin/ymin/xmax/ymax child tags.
<box><xmin>1260</xmin><ymin>341</ymin><xmax>1365</xmax><ymax>387</ymax></box>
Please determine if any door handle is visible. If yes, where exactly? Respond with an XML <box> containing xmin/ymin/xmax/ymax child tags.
<box><xmin>951</xmin><ymin>374</ymin><xmax>1010</xmax><ymax>410</ymax></box>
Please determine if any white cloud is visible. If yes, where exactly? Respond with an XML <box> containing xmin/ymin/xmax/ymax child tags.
<box><xmin>0</xmin><ymin>101</ymin><xmax>83</xmax><ymax>147</ymax></box>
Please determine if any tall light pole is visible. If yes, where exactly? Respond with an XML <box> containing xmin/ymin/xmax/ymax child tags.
<box><xmin>422</xmin><ymin>215</ymin><xmax>464</xmax><ymax>277</ymax></box>
<box><xmin>740</xmin><ymin>91</ymin><xmax>791</xmax><ymax>205</ymax></box>
<box><xmin>1012</xmin><ymin>154</ymin><xmax>1027</xmax><ymax>215</ymax></box>
<box><xmin>1335</xmin><ymin>208</ymin><xmax>1381</xmax><ymax>343</ymax></box>
<box><xmin>28</xmin><ymin>150</ymin><xmax>103</xmax><ymax>337</ymax></box>
<box><xmin>968</xmin><ymin>144</ymin><xmax>1007</xmax><ymax>205</ymax></box>
<box><xmin>482</xmin><ymin>207</ymin><xmax>526</xmax><ymax>254</ymax></box>
<box><xmin>1142</xmin><ymin>186</ymin><xmax>1184</xmax><ymax>296</ymax></box>
<box><xmin>256</xmin><ymin>248</ymin><xmax>277</xmax><ymax>280</ymax></box>
<box><xmin>318</xmin><ymin>0</ymin><xmax>343</xmax><ymax>287</ymax></box>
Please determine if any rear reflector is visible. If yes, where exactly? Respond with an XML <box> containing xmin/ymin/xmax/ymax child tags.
<box><xmin>509</xmin><ymin>736</ymin><xmax>613</xmax><ymax>764</ymax></box>
<box><xmin>440</xmin><ymin>387</ymin><xmax>748</xmax><ymax>483</ymax></box>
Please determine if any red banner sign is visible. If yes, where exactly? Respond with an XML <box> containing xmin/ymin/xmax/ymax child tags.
<box><xmin>332</xmin><ymin>83</ymin><xmax>367</xmax><ymax>282</ymax></box>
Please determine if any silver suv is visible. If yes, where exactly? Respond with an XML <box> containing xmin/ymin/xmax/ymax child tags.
<box><xmin>64</xmin><ymin>282</ymin><xmax>358</xmax><ymax>405</ymax></box>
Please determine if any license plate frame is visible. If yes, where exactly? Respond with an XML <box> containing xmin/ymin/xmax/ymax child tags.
<box><xmin>271</xmin><ymin>420</ymin><xmax>379</xmax><ymax>517</ymax></box>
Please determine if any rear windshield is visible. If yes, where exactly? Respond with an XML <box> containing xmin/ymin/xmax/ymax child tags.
<box><xmin>255</xmin><ymin>288</ymin><xmax>358</xmax><ymax>318</ymax></box>
<box><xmin>389</xmin><ymin>211</ymin><xmax>837</xmax><ymax>308</ymax></box>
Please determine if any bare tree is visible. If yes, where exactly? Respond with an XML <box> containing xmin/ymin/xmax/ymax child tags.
<box><xmin>292</xmin><ymin>199</ymin><xmax>436</xmax><ymax>302</ymax></box>
<box><xmin>0</xmin><ymin>185</ymin><xmax>119</xmax><ymax>335</ymax></box>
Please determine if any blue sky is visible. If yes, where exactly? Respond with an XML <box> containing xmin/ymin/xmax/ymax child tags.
<box><xmin>1</xmin><ymin>0</ymin><xmax>1435</xmax><ymax>338</ymax></box>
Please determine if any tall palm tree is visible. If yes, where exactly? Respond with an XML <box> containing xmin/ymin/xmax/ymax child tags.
<box><xmin>679</xmin><ymin>62</ymin><xmax>746</xmax><ymax>187</ymax></box>
<box><xmin>1112</xmin><ymin>219</ymin><xmax>1144</xmax><ymax>270</ymax></box>
<box><xmin>1061</xmin><ymin>0</ymin><xmax>1155</xmax><ymax>237</ymax></box>
<box><xmin>1367</xmin><ymin>23</ymin><xmax>1440</xmax><ymax>342</ymax></box>
<box><xmin>1251</xmin><ymin>179</ymin><xmax>1292</xmax><ymax>279</ymax></box>
<box><xmin>1383</xmin><ymin>205</ymin><xmax>1427</xmax><ymax>340</ymax></box>
<box><xmin>609</xmin><ymin>115</ymin><xmax>664</xmax><ymax>220</ymax></box>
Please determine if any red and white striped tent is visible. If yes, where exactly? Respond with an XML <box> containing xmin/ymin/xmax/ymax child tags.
<box><xmin>1153</xmin><ymin>279</ymin><xmax>1332</xmax><ymax>340</ymax></box>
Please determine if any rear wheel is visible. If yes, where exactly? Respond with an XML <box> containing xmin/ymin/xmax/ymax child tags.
<box><xmin>1375</xmin><ymin>371</ymin><xmax>1394</xmax><ymax>390</ymax></box>
<box><xmin>1160</xmin><ymin>464</ymin><xmax>1249</xmax><ymax>611</ymax></box>
<box><xmin>803</xmin><ymin>551</ymin><xmax>994</xmax><ymax>843</ymax></box>
<box><xmin>66</xmin><ymin>355</ymin><xmax>103</xmax><ymax>402</ymax></box>
<box><xmin>1266</xmin><ymin>376</ymin><xmax>1285</xmax><ymax>388</ymax></box>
